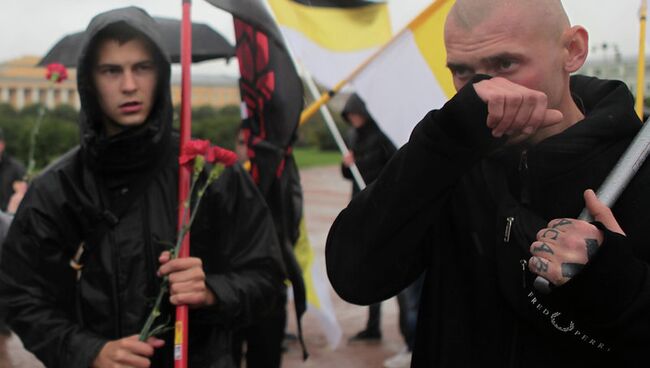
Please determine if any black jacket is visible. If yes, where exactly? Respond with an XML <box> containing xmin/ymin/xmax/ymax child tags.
<box><xmin>341</xmin><ymin>94</ymin><xmax>396</xmax><ymax>193</ymax></box>
<box><xmin>326</xmin><ymin>75</ymin><xmax>650</xmax><ymax>367</ymax></box>
<box><xmin>0</xmin><ymin>7</ymin><xmax>284</xmax><ymax>368</ymax></box>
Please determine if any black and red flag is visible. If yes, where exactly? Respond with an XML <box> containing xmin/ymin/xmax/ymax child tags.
<box><xmin>205</xmin><ymin>0</ymin><xmax>307</xmax><ymax>359</ymax></box>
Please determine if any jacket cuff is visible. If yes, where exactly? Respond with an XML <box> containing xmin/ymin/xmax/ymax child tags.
<box><xmin>423</xmin><ymin>74</ymin><xmax>505</xmax><ymax>153</ymax></box>
<box><xmin>551</xmin><ymin>225</ymin><xmax>646</xmax><ymax>323</ymax></box>
<box><xmin>65</xmin><ymin>331</ymin><xmax>108</xmax><ymax>368</ymax></box>
<box><xmin>199</xmin><ymin>275</ymin><xmax>240</xmax><ymax>324</ymax></box>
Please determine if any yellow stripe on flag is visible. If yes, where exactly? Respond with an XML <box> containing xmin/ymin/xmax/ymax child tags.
<box><xmin>293</xmin><ymin>216</ymin><xmax>343</xmax><ymax>348</ymax></box>
<box><xmin>410</xmin><ymin>0</ymin><xmax>456</xmax><ymax>98</ymax></box>
<box><xmin>269</xmin><ymin>0</ymin><xmax>392</xmax><ymax>52</ymax></box>
<box><xmin>294</xmin><ymin>217</ymin><xmax>319</xmax><ymax>308</ymax></box>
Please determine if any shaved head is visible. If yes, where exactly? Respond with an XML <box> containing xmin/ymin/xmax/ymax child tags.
<box><xmin>446</xmin><ymin>0</ymin><xmax>571</xmax><ymax>41</ymax></box>
<box><xmin>442</xmin><ymin>0</ymin><xmax>590</xmax><ymax>143</ymax></box>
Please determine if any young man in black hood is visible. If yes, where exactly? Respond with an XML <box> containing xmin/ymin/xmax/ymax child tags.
<box><xmin>327</xmin><ymin>0</ymin><xmax>650</xmax><ymax>367</ymax></box>
<box><xmin>0</xmin><ymin>7</ymin><xmax>284</xmax><ymax>368</ymax></box>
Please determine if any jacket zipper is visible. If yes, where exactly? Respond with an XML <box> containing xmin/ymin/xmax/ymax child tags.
<box><xmin>109</xmin><ymin>231</ymin><xmax>123</xmax><ymax>338</ymax></box>
<box><xmin>520</xmin><ymin>259</ymin><xmax>528</xmax><ymax>289</ymax></box>
<box><xmin>504</xmin><ymin>217</ymin><xmax>514</xmax><ymax>242</ymax></box>
<box><xmin>142</xmin><ymin>196</ymin><xmax>157</xmax><ymax>300</ymax></box>
<box><xmin>509</xmin><ymin>320</ymin><xmax>520</xmax><ymax>368</ymax></box>
<box><xmin>518</xmin><ymin>150</ymin><xmax>531</xmax><ymax>205</ymax></box>
<box><xmin>503</xmin><ymin>151</ymin><xmax>532</xmax><ymax>368</ymax></box>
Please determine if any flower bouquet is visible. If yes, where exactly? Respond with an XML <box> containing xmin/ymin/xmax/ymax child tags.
<box><xmin>139</xmin><ymin>139</ymin><xmax>237</xmax><ymax>340</ymax></box>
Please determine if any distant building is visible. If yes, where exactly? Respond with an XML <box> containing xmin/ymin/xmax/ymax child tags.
<box><xmin>579</xmin><ymin>56</ymin><xmax>650</xmax><ymax>97</ymax></box>
<box><xmin>0</xmin><ymin>56</ymin><xmax>241</xmax><ymax>111</ymax></box>
<box><xmin>0</xmin><ymin>56</ymin><xmax>79</xmax><ymax>110</ymax></box>
<box><xmin>170</xmin><ymin>73</ymin><xmax>240</xmax><ymax>109</ymax></box>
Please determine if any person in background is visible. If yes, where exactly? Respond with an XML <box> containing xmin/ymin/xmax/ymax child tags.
<box><xmin>339</xmin><ymin>94</ymin><xmax>421</xmax><ymax>368</ymax></box>
<box><xmin>0</xmin><ymin>128</ymin><xmax>25</xmax><ymax>213</ymax></box>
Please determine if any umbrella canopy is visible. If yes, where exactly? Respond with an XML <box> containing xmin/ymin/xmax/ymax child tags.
<box><xmin>39</xmin><ymin>17</ymin><xmax>234</xmax><ymax>67</ymax></box>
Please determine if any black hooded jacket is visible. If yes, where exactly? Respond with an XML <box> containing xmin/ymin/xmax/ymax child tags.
<box><xmin>327</xmin><ymin>75</ymin><xmax>650</xmax><ymax>367</ymax></box>
<box><xmin>340</xmin><ymin>94</ymin><xmax>396</xmax><ymax>193</ymax></box>
<box><xmin>0</xmin><ymin>7</ymin><xmax>284</xmax><ymax>368</ymax></box>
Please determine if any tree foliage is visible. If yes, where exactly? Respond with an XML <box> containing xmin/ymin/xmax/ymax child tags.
<box><xmin>0</xmin><ymin>103</ymin><xmax>245</xmax><ymax>171</ymax></box>
<box><xmin>0</xmin><ymin>100</ymin><xmax>338</xmax><ymax>173</ymax></box>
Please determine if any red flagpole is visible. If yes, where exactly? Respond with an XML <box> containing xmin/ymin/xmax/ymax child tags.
<box><xmin>175</xmin><ymin>0</ymin><xmax>192</xmax><ymax>367</ymax></box>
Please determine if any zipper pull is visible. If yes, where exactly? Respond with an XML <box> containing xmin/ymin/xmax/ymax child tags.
<box><xmin>504</xmin><ymin>217</ymin><xmax>514</xmax><ymax>242</ymax></box>
<box><xmin>518</xmin><ymin>150</ymin><xmax>528</xmax><ymax>171</ymax></box>
<box><xmin>520</xmin><ymin>259</ymin><xmax>528</xmax><ymax>288</ymax></box>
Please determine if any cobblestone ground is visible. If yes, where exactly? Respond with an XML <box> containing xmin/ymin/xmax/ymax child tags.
<box><xmin>0</xmin><ymin>165</ymin><xmax>406</xmax><ymax>368</ymax></box>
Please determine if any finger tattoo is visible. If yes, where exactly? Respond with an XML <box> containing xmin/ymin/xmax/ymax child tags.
<box><xmin>533</xmin><ymin>258</ymin><xmax>549</xmax><ymax>273</ymax></box>
<box><xmin>585</xmin><ymin>239</ymin><xmax>599</xmax><ymax>260</ymax></box>
<box><xmin>552</xmin><ymin>219</ymin><xmax>572</xmax><ymax>229</ymax></box>
<box><xmin>542</xmin><ymin>229</ymin><xmax>560</xmax><ymax>240</ymax></box>
<box><xmin>561</xmin><ymin>263</ymin><xmax>585</xmax><ymax>279</ymax></box>
<box><xmin>532</xmin><ymin>242</ymin><xmax>554</xmax><ymax>255</ymax></box>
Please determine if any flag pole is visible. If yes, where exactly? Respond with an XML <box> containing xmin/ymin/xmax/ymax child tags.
<box><xmin>636</xmin><ymin>0</ymin><xmax>648</xmax><ymax>120</ymax></box>
<box><xmin>302</xmin><ymin>69</ymin><xmax>367</xmax><ymax>190</ymax></box>
<box><xmin>260</xmin><ymin>0</ymin><xmax>367</xmax><ymax>189</ymax></box>
<box><xmin>175</xmin><ymin>0</ymin><xmax>192</xmax><ymax>367</ymax></box>
<box><xmin>298</xmin><ymin>0</ymin><xmax>453</xmax><ymax>125</ymax></box>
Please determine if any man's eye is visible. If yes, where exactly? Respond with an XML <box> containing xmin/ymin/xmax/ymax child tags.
<box><xmin>452</xmin><ymin>67</ymin><xmax>473</xmax><ymax>79</ymax></box>
<box><xmin>101</xmin><ymin>67</ymin><xmax>120</xmax><ymax>75</ymax></box>
<box><xmin>497</xmin><ymin>59</ymin><xmax>516</xmax><ymax>72</ymax></box>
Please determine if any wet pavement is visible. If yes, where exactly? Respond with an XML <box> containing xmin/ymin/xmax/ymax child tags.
<box><xmin>282</xmin><ymin>165</ymin><xmax>405</xmax><ymax>368</ymax></box>
<box><xmin>0</xmin><ymin>165</ymin><xmax>407</xmax><ymax>367</ymax></box>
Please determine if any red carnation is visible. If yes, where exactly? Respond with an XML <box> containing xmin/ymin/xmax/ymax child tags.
<box><xmin>207</xmin><ymin>146</ymin><xmax>238</xmax><ymax>167</ymax></box>
<box><xmin>45</xmin><ymin>63</ymin><xmax>68</xmax><ymax>84</ymax></box>
<box><xmin>179</xmin><ymin>139</ymin><xmax>210</xmax><ymax>165</ymax></box>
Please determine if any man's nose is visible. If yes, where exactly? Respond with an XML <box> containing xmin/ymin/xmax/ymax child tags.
<box><xmin>121</xmin><ymin>70</ymin><xmax>137</xmax><ymax>93</ymax></box>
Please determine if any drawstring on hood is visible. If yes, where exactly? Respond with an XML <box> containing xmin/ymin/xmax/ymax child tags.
<box><xmin>76</xmin><ymin>7</ymin><xmax>173</xmax><ymax>178</ymax></box>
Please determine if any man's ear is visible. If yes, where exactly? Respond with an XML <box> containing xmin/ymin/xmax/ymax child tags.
<box><xmin>563</xmin><ymin>25</ymin><xmax>589</xmax><ymax>73</ymax></box>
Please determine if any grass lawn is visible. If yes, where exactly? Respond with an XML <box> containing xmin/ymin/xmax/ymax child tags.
<box><xmin>293</xmin><ymin>147</ymin><xmax>341</xmax><ymax>169</ymax></box>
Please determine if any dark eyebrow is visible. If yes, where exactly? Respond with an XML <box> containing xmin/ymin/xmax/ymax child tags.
<box><xmin>95</xmin><ymin>63</ymin><xmax>122</xmax><ymax>70</ymax></box>
<box><xmin>135</xmin><ymin>60</ymin><xmax>155</xmax><ymax>67</ymax></box>
<box><xmin>446</xmin><ymin>62</ymin><xmax>473</xmax><ymax>72</ymax></box>
<box><xmin>482</xmin><ymin>52</ymin><xmax>523</xmax><ymax>64</ymax></box>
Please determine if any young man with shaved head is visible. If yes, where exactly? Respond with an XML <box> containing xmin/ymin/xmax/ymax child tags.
<box><xmin>327</xmin><ymin>0</ymin><xmax>650</xmax><ymax>366</ymax></box>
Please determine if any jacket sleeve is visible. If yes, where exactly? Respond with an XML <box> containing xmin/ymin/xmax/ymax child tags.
<box><xmin>549</xmin><ymin>208</ymin><xmax>650</xmax><ymax>357</ymax></box>
<box><xmin>353</xmin><ymin>134</ymin><xmax>398</xmax><ymax>184</ymax></box>
<box><xmin>326</xmin><ymin>76</ymin><xmax>505</xmax><ymax>305</ymax></box>
<box><xmin>0</xmin><ymin>179</ymin><xmax>107</xmax><ymax>368</ymax></box>
<box><xmin>191</xmin><ymin>164</ymin><xmax>285</xmax><ymax>329</ymax></box>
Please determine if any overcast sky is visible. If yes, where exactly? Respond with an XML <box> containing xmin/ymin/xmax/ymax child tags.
<box><xmin>0</xmin><ymin>0</ymin><xmax>645</xmax><ymax>75</ymax></box>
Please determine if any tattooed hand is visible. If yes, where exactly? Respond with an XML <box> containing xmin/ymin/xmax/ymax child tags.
<box><xmin>528</xmin><ymin>190</ymin><xmax>625</xmax><ymax>286</ymax></box>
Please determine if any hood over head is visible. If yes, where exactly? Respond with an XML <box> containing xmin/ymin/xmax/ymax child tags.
<box><xmin>76</xmin><ymin>6</ymin><xmax>173</xmax><ymax>177</ymax></box>
<box><xmin>341</xmin><ymin>93</ymin><xmax>374</xmax><ymax>125</ymax></box>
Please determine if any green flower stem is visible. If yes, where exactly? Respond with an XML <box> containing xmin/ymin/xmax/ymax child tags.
<box><xmin>138</xmin><ymin>159</ymin><xmax>225</xmax><ymax>341</ymax></box>
<box><xmin>25</xmin><ymin>103</ymin><xmax>45</xmax><ymax>180</ymax></box>
<box><xmin>139</xmin><ymin>277</ymin><xmax>168</xmax><ymax>341</ymax></box>
<box><xmin>26</xmin><ymin>79</ymin><xmax>59</xmax><ymax>181</ymax></box>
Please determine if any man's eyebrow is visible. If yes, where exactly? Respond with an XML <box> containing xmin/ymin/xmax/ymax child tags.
<box><xmin>95</xmin><ymin>63</ymin><xmax>122</xmax><ymax>69</ymax></box>
<box><xmin>481</xmin><ymin>52</ymin><xmax>524</xmax><ymax>64</ymax></box>
<box><xmin>446</xmin><ymin>62</ymin><xmax>472</xmax><ymax>71</ymax></box>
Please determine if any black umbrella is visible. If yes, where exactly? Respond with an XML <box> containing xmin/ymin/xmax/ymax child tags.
<box><xmin>38</xmin><ymin>17</ymin><xmax>234</xmax><ymax>66</ymax></box>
